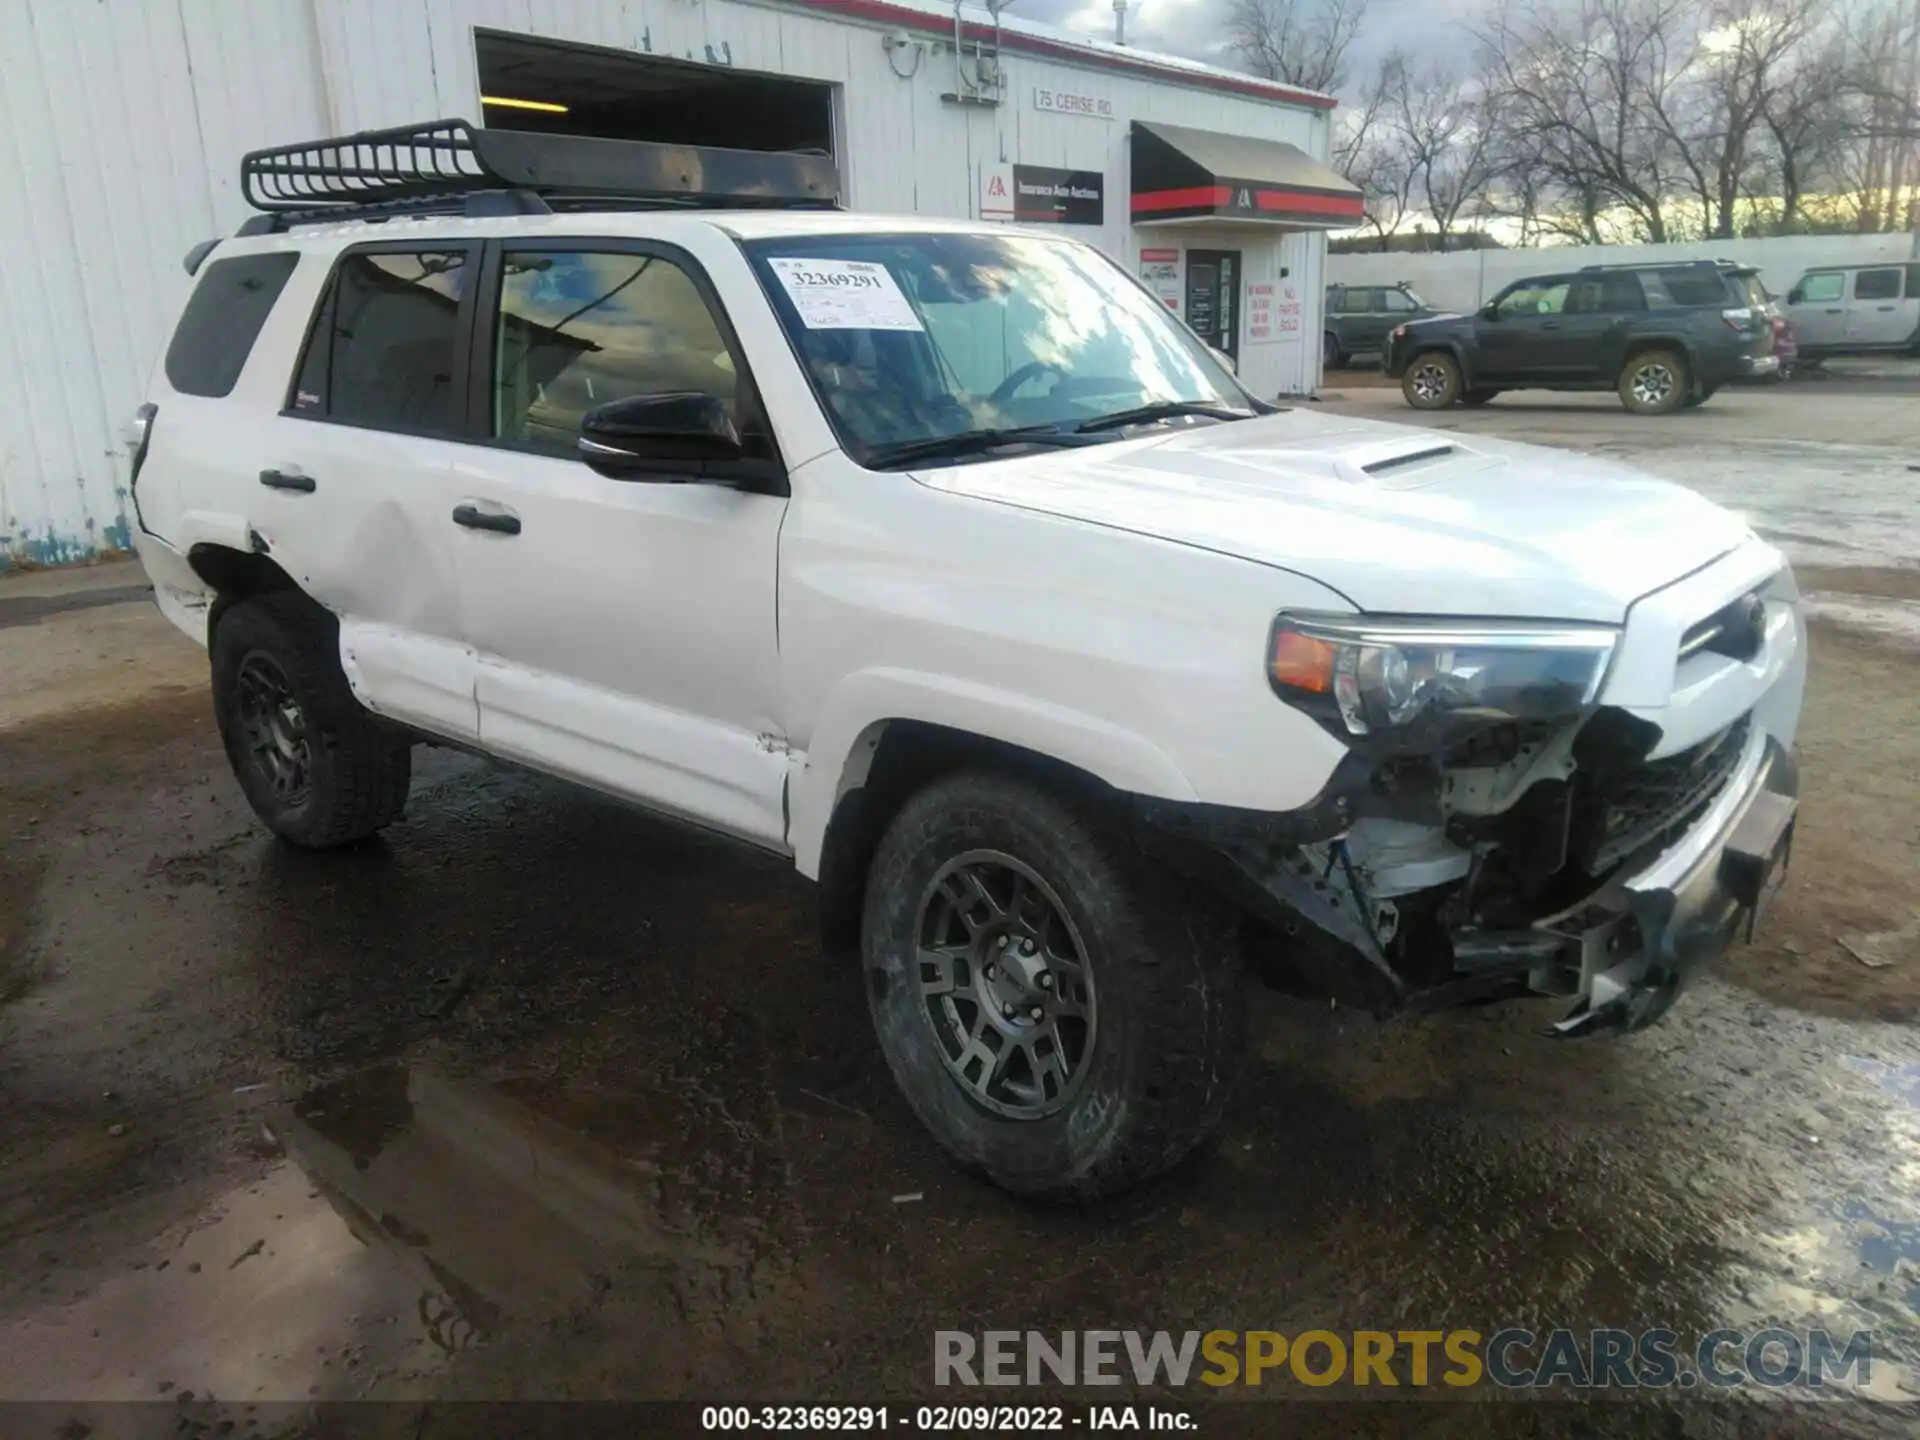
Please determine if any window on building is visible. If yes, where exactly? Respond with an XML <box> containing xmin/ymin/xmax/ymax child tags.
<box><xmin>1854</xmin><ymin>268</ymin><xmax>1902</xmax><ymax>301</ymax></box>
<box><xmin>493</xmin><ymin>249</ymin><xmax>738</xmax><ymax>455</ymax></box>
<box><xmin>1797</xmin><ymin>272</ymin><xmax>1844</xmax><ymax>304</ymax></box>
<box><xmin>289</xmin><ymin>250</ymin><xmax>470</xmax><ymax>433</ymax></box>
<box><xmin>166</xmin><ymin>253</ymin><xmax>300</xmax><ymax>399</ymax></box>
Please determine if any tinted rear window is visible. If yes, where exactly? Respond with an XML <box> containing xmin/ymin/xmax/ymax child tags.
<box><xmin>1854</xmin><ymin>268</ymin><xmax>1902</xmax><ymax>301</ymax></box>
<box><xmin>164</xmin><ymin>252</ymin><xmax>300</xmax><ymax>398</ymax></box>
<box><xmin>1649</xmin><ymin>268</ymin><xmax>1735</xmax><ymax>308</ymax></box>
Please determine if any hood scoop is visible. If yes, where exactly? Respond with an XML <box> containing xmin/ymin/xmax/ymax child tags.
<box><xmin>1361</xmin><ymin>442</ymin><xmax>1458</xmax><ymax>477</ymax></box>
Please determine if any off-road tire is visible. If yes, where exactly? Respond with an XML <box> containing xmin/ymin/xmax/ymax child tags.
<box><xmin>211</xmin><ymin>592</ymin><xmax>412</xmax><ymax>848</ymax></box>
<box><xmin>1402</xmin><ymin>351</ymin><xmax>1463</xmax><ymax>410</ymax></box>
<box><xmin>1619</xmin><ymin>349</ymin><xmax>1689</xmax><ymax>415</ymax></box>
<box><xmin>1323</xmin><ymin>332</ymin><xmax>1346</xmax><ymax>370</ymax></box>
<box><xmin>1460</xmin><ymin>388</ymin><xmax>1501</xmax><ymax>407</ymax></box>
<box><xmin>861</xmin><ymin>770</ymin><xmax>1243</xmax><ymax>1201</ymax></box>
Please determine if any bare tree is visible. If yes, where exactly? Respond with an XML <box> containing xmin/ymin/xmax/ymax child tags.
<box><xmin>1385</xmin><ymin>52</ymin><xmax>1507</xmax><ymax>250</ymax></box>
<box><xmin>1227</xmin><ymin>0</ymin><xmax>1369</xmax><ymax>93</ymax></box>
<box><xmin>1475</xmin><ymin>0</ymin><xmax>1697</xmax><ymax>242</ymax></box>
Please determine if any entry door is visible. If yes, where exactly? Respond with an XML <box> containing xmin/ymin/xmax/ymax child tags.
<box><xmin>450</xmin><ymin>240</ymin><xmax>790</xmax><ymax>849</ymax></box>
<box><xmin>1789</xmin><ymin>271</ymin><xmax>1847</xmax><ymax>349</ymax></box>
<box><xmin>1478</xmin><ymin>275</ymin><xmax>1575</xmax><ymax>380</ymax></box>
<box><xmin>1846</xmin><ymin>267</ymin><xmax>1914</xmax><ymax>347</ymax></box>
<box><xmin>267</xmin><ymin>243</ymin><xmax>485</xmax><ymax>741</ymax></box>
<box><xmin>1185</xmin><ymin>250</ymin><xmax>1241</xmax><ymax>362</ymax></box>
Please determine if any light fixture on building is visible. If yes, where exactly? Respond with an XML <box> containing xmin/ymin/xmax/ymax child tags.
<box><xmin>481</xmin><ymin>96</ymin><xmax>570</xmax><ymax>114</ymax></box>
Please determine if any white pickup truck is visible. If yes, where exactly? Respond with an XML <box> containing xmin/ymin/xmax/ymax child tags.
<box><xmin>129</xmin><ymin>122</ymin><xmax>1804</xmax><ymax>1199</ymax></box>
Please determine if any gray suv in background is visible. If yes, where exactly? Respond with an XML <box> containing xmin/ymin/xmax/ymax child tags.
<box><xmin>1323</xmin><ymin>282</ymin><xmax>1438</xmax><ymax>368</ymax></box>
<box><xmin>1783</xmin><ymin>262</ymin><xmax>1920</xmax><ymax>361</ymax></box>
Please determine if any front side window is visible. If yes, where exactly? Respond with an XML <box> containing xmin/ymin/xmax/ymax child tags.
<box><xmin>1494</xmin><ymin>279</ymin><xmax>1570</xmax><ymax>318</ymax></box>
<box><xmin>1798</xmin><ymin>272</ymin><xmax>1844</xmax><ymax>304</ymax></box>
<box><xmin>744</xmin><ymin>232</ymin><xmax>1248</xmax><ymax>464</ymax></box>
<box><xmin>492</xmin><ymin>250</ymin><xmax>738</xmax><ymax>454</ymax></box>
<box><xmin>1854</xmin><ymin>268</ymin><xmax>1902</xmax><ymax>301</ymax></box>
<box><xmin>1381</xmin><ymin>288</ymin><xmax>1418</xmax><ymax>313</ymax></box>
<box><xmin>290</xmin><ymin>249</ymin><xmax>469</xmax><ymax>433</ymax></box>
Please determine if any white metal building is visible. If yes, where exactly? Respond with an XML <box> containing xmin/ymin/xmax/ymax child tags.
<box><xmin>0</xmin><ymin>0</ymin><xmax>1354</xmax><ymax>568</ymax></box>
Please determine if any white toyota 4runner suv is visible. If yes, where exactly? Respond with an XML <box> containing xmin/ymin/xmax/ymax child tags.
<box><xmin>131</xmin><ymin>122</ymin><xmax>1803</xmax><ymax>1199</ymax></box>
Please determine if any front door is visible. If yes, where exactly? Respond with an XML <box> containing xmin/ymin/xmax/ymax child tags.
<box><xmin>1184</xmin><ymin>249</ymin><xmax>1241</xmax><ymax>363</ymax></box>
<box><xmin>450</xmin><ymin>240</ymin><xmax>790</xmax><ymax>849</ymax></box>
<box><xmin>1477</xmin><ymin>275</ymin><xmax>1574</xmax><ymax>380</ymax></box>
<box><xmin>1846</xmin><ymin>267</ymin><xmax>1915</xmax><ymax>347</ymax></box>
<box><xmin>1788</xmin><ymin>271</ymin><xmax>1848</xmax><ymax>350</ymax></box>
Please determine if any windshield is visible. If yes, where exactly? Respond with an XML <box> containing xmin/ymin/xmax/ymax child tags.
<box><xmin>742</xmin><ymin>231</ymin><xmax>1252</xmax><ymax>465</ymax></box>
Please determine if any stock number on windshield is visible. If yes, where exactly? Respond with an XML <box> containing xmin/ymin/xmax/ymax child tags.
<box><xmin>783</xmin><ymin>268</ymin><xmax>883</xmax><ymax>290</ymax></box>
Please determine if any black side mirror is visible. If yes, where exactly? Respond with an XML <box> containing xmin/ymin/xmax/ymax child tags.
<box><xmin>1479</xmin><ymin>302</ymin><xmax>1500</xmax><ymax>321</ymax></box>
<box><xmin>1786</xmin><ymin>287</ymin><xmax>1803</xmax><ymax>305</ymax></box>
<box><xmin>579</xmin><ymin>392</ymin><xmax>742</xmax><ymax>478</ymax></box>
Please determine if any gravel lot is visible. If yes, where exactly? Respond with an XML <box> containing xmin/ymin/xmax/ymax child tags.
<box><xmin>2</xmin><ymin>376</ymin><xmax>1918</xmax><ymax>1437</ymax></box>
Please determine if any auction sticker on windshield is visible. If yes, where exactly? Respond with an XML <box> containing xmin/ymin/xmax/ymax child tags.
<box><xmin>767</xmin><ymin>258</ymin><xmax>924</xmax><ymax>331</ymax></box>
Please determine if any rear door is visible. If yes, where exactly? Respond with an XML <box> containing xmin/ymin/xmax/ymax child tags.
<box><xmin>264</xmin><ymin>243</ymin><xmax>484</xmax><ymax>740</ymax></box>
<box><xmin>1788</xmin><ymin>270</ymin><xmax>1848</xmax><ymax>350</ymax></box>
<box><xmin>1547</xmin><ymin>273</ymin><xmax>1644</xmax><ymax>379</ymax></box>
<box><xmin>1846</xmin><ymin>266</ymin><xmax>1914</xmax><ymax>348</ymax></box>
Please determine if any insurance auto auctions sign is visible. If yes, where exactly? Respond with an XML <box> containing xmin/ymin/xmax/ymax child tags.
<box><xmin>1011</xmin><ymin>165</ymin><xmax>1105</xmax><ymax>225</ymax></box>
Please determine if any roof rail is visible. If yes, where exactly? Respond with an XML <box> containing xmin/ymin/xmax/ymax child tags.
<box><xmin>1576</xmin><ymin>258</ymin><xmax>1737</xmax><ymax>273</ymax></box>
<box><xmin>237</xmin><ymin>117</ymin><xmax>842</xmax><ymax>233</ymax></box>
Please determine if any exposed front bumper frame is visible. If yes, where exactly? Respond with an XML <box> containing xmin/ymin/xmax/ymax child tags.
<box><xmin>1522</xmin><ymin>726</ymin><xmax>1798</xmax><ymax>1036</ymax></box>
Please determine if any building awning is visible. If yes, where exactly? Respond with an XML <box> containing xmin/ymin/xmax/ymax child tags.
<box><xmin>1130</xmin><ymin>120</ymin><xmax>1363</xmax><ymax>228</ymax></box>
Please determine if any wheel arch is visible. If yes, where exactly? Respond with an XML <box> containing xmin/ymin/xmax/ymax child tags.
<box><xmin>803</xmin><ymin>705</ymin><xmax>1189</xmax><ymax>961</ymax></box>
<box><xmin>1400</xmin><ymin>339</ymin><xmax>1474</xmax><ymax>385</ymax></box>
<box><xmin>188</xmin><ymin>543</ymin><xmax>314</xmax><ymax>639</ymax></box>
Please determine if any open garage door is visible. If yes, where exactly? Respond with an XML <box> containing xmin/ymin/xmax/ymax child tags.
<box><xmin>475</xmin><ymin>31</ymin><xmax>835</xmax><ymax>160</ymax></box>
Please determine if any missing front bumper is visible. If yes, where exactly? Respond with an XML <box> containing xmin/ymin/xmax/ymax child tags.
<box><xmin>1456</xmin><ymin>728</ymin><xmax>1799</xmax><ymax>1037</ymax></box>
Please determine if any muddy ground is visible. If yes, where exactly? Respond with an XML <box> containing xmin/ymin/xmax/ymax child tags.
<box><xmin>2</xmin><ymin>382</ymin><xmax>1918</xmax><ymax>1438</ymax></box>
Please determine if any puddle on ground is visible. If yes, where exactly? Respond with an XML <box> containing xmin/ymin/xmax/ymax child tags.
<box><xmin>1</xmin><ymin>1065</ymin><xmax>786</xmax><ymax>1404</ymax></box>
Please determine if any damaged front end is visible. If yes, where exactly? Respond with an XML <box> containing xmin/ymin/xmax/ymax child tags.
<box><xmin>1140</xmin><ymin>565</ymin><xmax>1805</xmax><ymax>1037</ymax></box>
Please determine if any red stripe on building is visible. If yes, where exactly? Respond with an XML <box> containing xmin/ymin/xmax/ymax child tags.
<box><xmin>1130</xmin><ymin>185</ymin><xmax>1233</xmax><ymax>214</ymax></box>
<box><xmin>1254</xmin><ymin>189</ymin><xmax>1365</xmax><ymax>218</ymax></box>
<box><xmin>787</xmin><ymin>0</ymin><xmax>1339</xmax><ymax>110</ymax></box>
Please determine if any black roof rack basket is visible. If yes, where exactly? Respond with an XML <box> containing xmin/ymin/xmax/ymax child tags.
<box><xmin>238</xmin><ymin>117</ymin><xmax>840</xmax><ymax>231</ymax></box>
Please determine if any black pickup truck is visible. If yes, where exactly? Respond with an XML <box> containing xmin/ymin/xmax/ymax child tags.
<box><xmin>1383</xmin><ymin>260</ymin><xmax>1778</xmax><ymax>414</ymax></box>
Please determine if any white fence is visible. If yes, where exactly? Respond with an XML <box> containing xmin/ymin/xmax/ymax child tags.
<box><xmin>1327</xmin><ymin>233</ymin><xmax>1920</xmax><ymax>313</ymax></box>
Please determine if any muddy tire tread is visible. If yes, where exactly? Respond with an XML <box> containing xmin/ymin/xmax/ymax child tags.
<box><xmin>211</xmin><ymin>591</ymin><xmax>411</xmax><ymax>848</ymax></box>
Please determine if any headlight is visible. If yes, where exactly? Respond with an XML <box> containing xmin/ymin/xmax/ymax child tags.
<box><xmin>1268</xmin><ymin>613</ymin><xmax>1617</xmax><ymax>745</ymax></box>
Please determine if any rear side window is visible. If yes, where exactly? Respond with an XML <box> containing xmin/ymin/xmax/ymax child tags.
<box><xmin>164</xmin><ymin>252</ymin><xmax>299</xmax><ymax>398</ymax></box>
<box><xmin>1649</xmin><ymin>269</ymin><xmax>1732</xmax><ymax>308</ymax></box>
<box><xmin>1854</xmin><ymin>268</ymin><xmax>1902</xmax><ymax>301</ymax></box>
<box><xmin>289</xmin><ymin>249</ymin><xmax>470</xmax><ymax>434</ymax></box>
<box><xmin>1907</xmin><ymin>265</ymin><xmax>1920</xmax><ymax>299</ymax></box>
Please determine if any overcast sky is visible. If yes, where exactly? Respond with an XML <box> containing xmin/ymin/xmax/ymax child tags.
<box><xmin>1017</xmin><ymin>0</ymin><xmax>1482</xmax><ymax>91</ymax></box>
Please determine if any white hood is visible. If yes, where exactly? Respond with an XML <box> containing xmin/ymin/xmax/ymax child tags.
<box><xmin>913</xmin><ymin>408</ymin><xmax>1753</xmax><ymax>622</ymax></box>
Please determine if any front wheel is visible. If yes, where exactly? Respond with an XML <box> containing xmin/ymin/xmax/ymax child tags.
<box><xmin>1402</xmin><ymin>352</ymin><xmax>1462</xmax><ymax>410</ymax></box>
<box><xmin>211</xmin><ymin>592</ymin><xmax>412</xmax><ymax>848</ymax></box>
<box><xmin>861</xmin><ymin>771</ymin><xmax>1243</xmax><ymax>1200</ymax></box>
<box><xmin>1619</xmin><ymin>350</ymin><xmax>1689</xmax><ymax>414</ymax></box>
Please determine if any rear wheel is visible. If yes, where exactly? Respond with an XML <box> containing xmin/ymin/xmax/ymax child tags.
<box><xmin>1402</xmin><ymin>352</ymin><xmax>1462</xmax><ymax>410</ymax></box>
<box><xmin>211</xmin><ymin>592</ymin><xmax>412</xmax><ymax>848</ymax></box>
<box><xmin>861</xmin><ymin>771</ymin><xmax>1243</xmax><ymax>1200</ymax></box>
<box><xmin>1460</xmin><ymin>388</ymin><xmax>1501</xmax><ymax>407</ymax></box>
<box><xmin>1619</xmin><ymin>349</ymin><xmax>1689</xmax><ymax>414</ymax></box>
<box><xmin>1322</xmin><ymin>332</ymin><xmax>1346</xmax><ymax>370</ymax></box>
